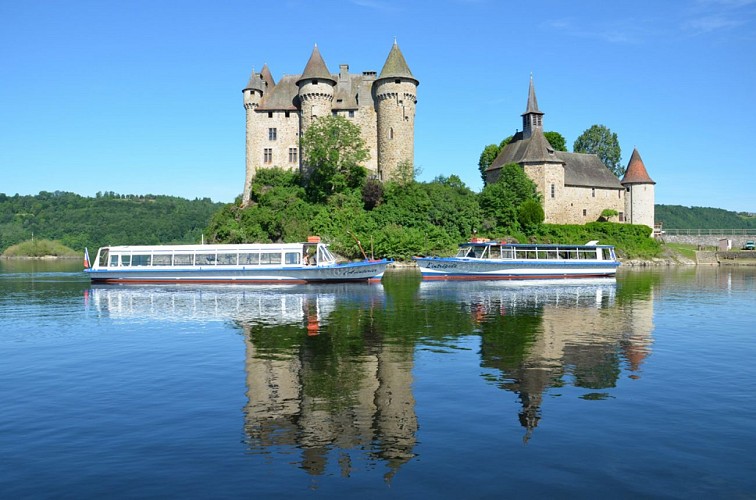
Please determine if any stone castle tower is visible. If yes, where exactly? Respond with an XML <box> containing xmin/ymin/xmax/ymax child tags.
<box><xmin>241</xmin><ymin>42</ymin><xmax>418</xmax><ymax>206</ymax></box>
<box><xmin>621</xmin><ymin>148</ymin><xmax>656</xmax><ymax>229</ymax></box>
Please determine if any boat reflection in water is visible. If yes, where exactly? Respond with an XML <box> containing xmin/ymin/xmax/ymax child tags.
<box><xmin>416</xmin><ymin>278</ymin><xmax>654</xmax><ymax>442</ymax></box>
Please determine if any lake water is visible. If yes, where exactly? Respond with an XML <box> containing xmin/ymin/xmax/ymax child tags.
<box><xmin>2</xmin><ymin>260</ymin><xmax>755</xmax><ymax>499</ymax></box>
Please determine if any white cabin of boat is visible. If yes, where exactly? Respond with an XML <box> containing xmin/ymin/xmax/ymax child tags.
<box><xmin>90</xmin><ymin>238</ymin><xmax>337</xmax><ymax>270</ymax></box>
<box><xmin>454</xmin><ymin>239</ymin><xmax>616</xmax><ymax>262</ymax></box>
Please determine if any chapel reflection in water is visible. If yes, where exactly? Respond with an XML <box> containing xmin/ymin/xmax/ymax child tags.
<box><xmin>416</xmin><ymin>278</ymin><xmax>655</xmax><ymax>442</ymax></box>
<box><xmin>87</xmin><ymin>273</ymin><xmax>656</xmax><ymax>473</ymax></box>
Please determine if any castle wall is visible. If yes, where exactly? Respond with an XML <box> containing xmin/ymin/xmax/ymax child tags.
<box><xmin>524</xmin><ymin>163</ymin><xmax>624</xmax><ymax>224</ymax></box>
<box><xmin>554</xmin><ymin>185</ymin><xmax>625</xmax><ymax>224</ymax></box>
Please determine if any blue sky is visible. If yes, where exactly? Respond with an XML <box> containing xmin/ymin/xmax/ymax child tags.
<box><xmin>1</xmin><ymin>0</ymin><xmax>754</xmax><ymax>212</ymax></box>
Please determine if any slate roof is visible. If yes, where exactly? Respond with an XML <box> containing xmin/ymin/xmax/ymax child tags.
<box><xmin>297</xmin><ymin>45</ymin><xmax>336</xmax><ymax>85</ymax></box>
<box><xmin>524</xmin><ymin>75</ymin><xmax>542</xmax><ymax>115</ymax></box>
<box><xmin>244</xmin><ymin>68</ymin><xmax>265</xmax><ymax>93</ymax></box>
<box><xmin>257</xmin><ymin>75</ymin><xmax>300</xmax><ymax>111</ymax></box>
<box><xmin>555</xmin><ymin>151</ymin><xmax>624</xmax><ymax>189</ymax></box>
<box><xmin>378</xmin><ymin>41</ymin><xmax>418</xmax><ymax>84</ymax></box>
<box><xmin>621</xmin><ymin>148</ymin><xmax>655</xmax><ymax>185</ymax></box>
<box><xmin>488</xmin><ymin>129</ymin><xmax>623</xmax><ymax>189</ymax></box>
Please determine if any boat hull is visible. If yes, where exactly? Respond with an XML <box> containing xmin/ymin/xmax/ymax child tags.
<box><xmin>414</xmin><ymin>257</ymin><xmax>618</xmax><ymax>281</ymax></box>
<box><xmin>86</xmin><ymin>260</ymin><xmax>389</xmax><ymax>284</ymax></box>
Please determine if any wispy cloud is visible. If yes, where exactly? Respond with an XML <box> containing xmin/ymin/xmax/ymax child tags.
<box><xmin>683</xmin><ymin>0</ymin><xmax>756</xmax><ymax>35</ymax></box>
<box><xmin>349</xmin><ymin>0</ymin><xmax>399</xmax><ymax>11</ymax></box>
<box><xmin>541</xmin><ymin>17</ymin><xmax>649</xmax><ymax>44</ymax></box>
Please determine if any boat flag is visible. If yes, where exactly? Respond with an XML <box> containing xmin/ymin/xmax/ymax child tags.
<box><xmin>84</xmin><ymin>247</ymin><xmax>91</xmax><ymax>269</ymax></box>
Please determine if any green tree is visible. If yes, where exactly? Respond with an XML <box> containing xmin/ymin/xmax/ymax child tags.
<box><xmin>478</xmin><ymin>144</ymin><xmax>501</xmax><ymax>185</ymax></box>
<box><xmin>518</xmin><ymin>199</ymin><xmax>545</xmax><ymax>235</ymax></box>
<box><xmin>573</xmin><ymin>124</ymin><xmax>623</xmax><ymax>177</ymax></box>
<box><xmin>479</xmin><ymin>163</ymin><xmax>540</xmax><ymax>234</ymax></box>
<box><xmin>544</xmin><ymin>131</ymin><xmax>567</xmax><ymax>152</ymax></box>
<box><xmin>300</xmin><ymin>115</ymin><xmax>370</xmax><ymax>203</ymax></box>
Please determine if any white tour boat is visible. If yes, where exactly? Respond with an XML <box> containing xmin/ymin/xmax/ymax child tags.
<box><xmin>84</xmin><ymin>237</ymin><xmax>389</xmax><ymax>284</ymax></box>
<box><xmin>413</xmin><ymin>239</ymin><xmax>619</xmax><ymax>281</ymax></box>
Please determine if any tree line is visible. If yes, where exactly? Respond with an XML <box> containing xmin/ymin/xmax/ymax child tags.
<box><xmin>0</xmin><ymin>191</ymin><xmax>222</xmax><ymax>254</ymax></box>
<box><xmin>655</xmin><ymin>205</ymin><xmax>756</xmax><ymax>230</ymax></box>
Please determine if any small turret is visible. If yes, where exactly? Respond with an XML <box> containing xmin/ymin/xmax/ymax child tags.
<box><xmin>242</xmin><ymin>65</ymin><xmax>275</xmax><ymax>206</ymax></box>
<box><xmin>374</xmin><ymin>41</ymin><xmax>418</xmax><ymax>181</ymax></box>
<box><xmin>621</xmin><ymin>148</ymin><xmax>656</xmax><ymax>229</ymax></box>
<box><xmin>297</xmin><ymin>45</ymin><xmax>336</xmax><ymax>134</ymax></box>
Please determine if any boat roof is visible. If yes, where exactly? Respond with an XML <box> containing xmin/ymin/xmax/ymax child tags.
<box><xmin>460</xmin><ymin>240</ymin><xmax>613</xmax><ymax>248</ymax></box>
<box><xmin>102</xmin><ymin>242</ymin><xmax>320</xmax><ymax>252</ymax></box>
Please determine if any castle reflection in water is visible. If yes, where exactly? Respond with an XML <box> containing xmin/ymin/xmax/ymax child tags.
<box><xmin>89</xmin><ymin>274</ymin><xmax>655</xmax><ymax>477</ymax></box>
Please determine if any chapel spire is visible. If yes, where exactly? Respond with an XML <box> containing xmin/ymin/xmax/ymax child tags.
<box><xmin>522</xmin><ymin>74</ymin><xmax>544</xmax><ymax>139</ymax></box>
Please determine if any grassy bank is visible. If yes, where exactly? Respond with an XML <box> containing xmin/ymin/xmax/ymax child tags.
<box><xmin>2</xmin><ymin>239</ymin><xmax>80</xmax><ymax>258</ymax></box>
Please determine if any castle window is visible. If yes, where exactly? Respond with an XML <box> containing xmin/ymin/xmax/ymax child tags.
<box><xmin>348</xmin><ymin>110</ymin><xmax>354</xmax><ymax>118</ymax></box>
<box><xmin>313</xmin><ymin>80</ymin><xmax>318</xmax><ymax>85</ymax></box>
<box><xmin>332</xmin><ymin>110</ymin><xmax>338</xmax><ymax>116</ymax></box>
<box><xmin>389</xmin><ymin>127</ymin><xmax>394</xmax><ymax>140</ymax></box>
<box><xmin>626</xmin><ymin>187</ymin><xmax>631</xmax><ymax>192</ymax></box>
<box><xmin>268</xmin><ymin>128</ymin><xmax>277</xmax><ymax>141</ymax></box>
<box><xmin>285</xmin><ymin>111</ymin><xmax>290</xmax><ymax>118</ymax></box>
<box><xmin>550</xmin><ymin>184</ymin><xmax>555</xmax><ymax>198</ymax></box>
<box><xmin>263</xmin><ymin>148</ymin><xmax>272</xmax><ymax>164</ymax></box>
<box><xmin>619</xmin><ymin>212</ymin><xmax>625</xmax><ymax>222</ymax></box>
<box><xmin>592</xmin><ymin>188</ymin><xmax>595</xmax><ymax>198</ymax></box>
<box><xmin>395</xmin><ymin>79</ymin><xmax>400</xmax><ymax>84</ymax></box>
<box><xmin>268</xmin><ymin>112</ymin><xmax>273</xmax><ymax>118</ymax></box>
<box><xmin>582</xmin><ymin>209</ymin><xmax>587</xmax><ymax>217</ymax></box>
<box><xmin>289</xmin><ymin>147</ymin><xmax>298</xmax><ymax>163</ymax></box>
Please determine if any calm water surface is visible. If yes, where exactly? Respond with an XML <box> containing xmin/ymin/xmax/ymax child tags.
<box><xmin>1</xmin><ymin>260</ymin><xmax>755</xmax><ymax>498</ymax></box>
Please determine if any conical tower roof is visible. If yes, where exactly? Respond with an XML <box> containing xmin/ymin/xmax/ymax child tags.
<box><xmin>378</xmin><ymin>41</ymin><xmax>418</xmax><ymax>84</ymax></box>
<box><xmin>523</xmin><ymin>74</ymin><xmax>543</xmax><ymax>115</ymax></box>
<box><xmin>244</xmin><ymin>68</ymin><xmax>264</xmax><ymax>92</ymax></box>
<box><xmin>621</xmin><ymin>148</ymin><xmax>655</xmax><ymax>185</ymax></box>
<box><xmin>297</xmin><ymin>44</ymin><xmax>335</xmax><ymax>85</ymax></box>
<box><xmin>260</xmin><ymin>64</ymin><xmax>275</xmax><ymax>89</ymax></box>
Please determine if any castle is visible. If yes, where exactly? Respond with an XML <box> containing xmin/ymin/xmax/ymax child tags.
<box><xmin>486</xmin><ymin>77</ymin><xmax>656</xmax><ymax>229</ymax></box>
<box><xmin>241</xmin><ymin>42</ymin><xmax>418</xmax><ymax>206</ymax></box>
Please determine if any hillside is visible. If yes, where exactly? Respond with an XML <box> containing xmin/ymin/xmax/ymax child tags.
<box><xmin>655</xmin><ymin>204</ymin><xmax>756</xmax><ymax>230</ymax></box>
<box><xmin>0</xmin><ymin>191</ymin><xmax>223</xmax><ymax>253</ymax></box>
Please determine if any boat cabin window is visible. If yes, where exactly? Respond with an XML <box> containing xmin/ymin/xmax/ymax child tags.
<box><xmin>152</xmin><ymin>254</ymin><xmax>172</xmax><ymax>266</ymax></box>
<box><xmin>260</xmin><ymin>252</ymin><xmax>281</xmax><ymax>265</ymax></box>
<box><xmin>99</xmin><ymin>249</ymin><xmax>109</xmax><ymax>267</ymax></box>
<box><xmin>239</xmin><ymin>253</ymin><xmax>259</xmax><ymax>265</ymax></box>
<box><xmin>218</xmin><ymin>253</ymin><xmax>237</xmax><ymax>265</ymax></box>
<box><xmin>489</xmin><ymin>245</ymin><xmax>501</xmax><ymax>259</ymax></box>
<box><xmin>196</xmin><ymin>253</ymin><xmax>216</xmax><ymax>265</ymax></box>
<box><xmin>109</xmin><ymin>253</ymin><xmax>119</xmax><ymax>267</ymax></box>
<box><xmin>120</xmin><ymin>255</ymin><xmax>131</xmax><ymax>267</ymax></box>
<box><xmin>285</xmin><ymin>252</ymin><xmax>300</xmax><ymax>265</ymax></box>
<box><xmin>502</xmin><ymin>248</ymin><xmax>514</xmax><ymax>259</ymax></box>
<box><xmin>174</xmin><ymin>254</ymin><xmax>193</xmax><ymax>265</ymax></box>
<box><xmin>131</xmin><ymin>255</ymin><xmax>151</xmax><ymax>266</ymax></box>
<box><xmin>455</xmin><ymin>247</ymin><xmax>470</xmax><ymax>258</ymax></box>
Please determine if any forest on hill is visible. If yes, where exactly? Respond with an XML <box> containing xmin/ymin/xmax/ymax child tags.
<box><xmin>0</xmin><ymin>191</ymin><xmax>223</xmax><ymax>254</ymax></box>
<box><xmin>655</xmin><ymin>205</ymin><xmax>756</xmax><ymax>230</ymax></box>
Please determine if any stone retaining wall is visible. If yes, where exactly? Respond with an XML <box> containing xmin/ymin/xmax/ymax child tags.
<box><xmin>663</xmin><ymin>235</ymin><xmax>754</xmax><ymax>249</ymax></box>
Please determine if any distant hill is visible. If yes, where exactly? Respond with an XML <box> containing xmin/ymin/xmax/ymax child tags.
<box><xmin>0</xmin><ymin>191</ymin><xmax>224</xmax><ymax>253</ymax></box>
<box><xmin>655</xmin><ymin>204</ymin><xmax>756</xmax><ymax>230</ymax></box>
